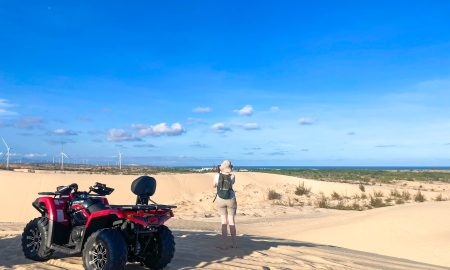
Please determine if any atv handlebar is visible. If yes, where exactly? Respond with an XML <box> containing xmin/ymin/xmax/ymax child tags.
<box><xmin>89</xmin><ymin>182</ymin><xmax>114</xmax><ymax>196</ymax></box>
<box><xmin>38</xmin><ymin>182</ymin><xmax>114</xmax><ymax>197</ymax></box>
<box><xmin>38</xmin><ymin>183</ymin><xmax>78</xmax><ymax>196</ymax></box>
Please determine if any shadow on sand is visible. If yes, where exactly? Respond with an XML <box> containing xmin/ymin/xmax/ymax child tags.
<box><xmin>0</xmin><ymin>230</ymin><xmax>323</xmax><ymax>269</ymax></box>
<box><xmin>0</xmin><ymin>230</ymin><xmax>446</xmax><ymax>270</ymax></box>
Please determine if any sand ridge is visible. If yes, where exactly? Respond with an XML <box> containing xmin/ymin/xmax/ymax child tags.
<box><xmin>0</xmin><ymin>170</ymin><xmax>449</xmax><ymax>269</ymax></box>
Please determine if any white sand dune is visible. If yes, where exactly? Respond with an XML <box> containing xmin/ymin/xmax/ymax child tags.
<box><xmin>0</xmin><ymin>170</ymin><xmax>449</xmax><ymax>269</ymax></box>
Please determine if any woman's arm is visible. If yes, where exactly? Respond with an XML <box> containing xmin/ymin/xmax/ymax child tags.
<box><xmin>213</xmin><ymin>173</ymin><xmax>219</xmax><ymax>187</ymax></box>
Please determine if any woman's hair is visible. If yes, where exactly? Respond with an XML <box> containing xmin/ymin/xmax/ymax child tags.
<box><xmin>216</xmin><ymin>165</ymin><xmax>221</xmax><ymax>173</ymax></box>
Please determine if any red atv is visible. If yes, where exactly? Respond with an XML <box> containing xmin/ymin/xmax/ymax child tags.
<box><xmin>21</xmin><ymin>176</ymin><xmax>176</xmax><ymax>270</ymax></box>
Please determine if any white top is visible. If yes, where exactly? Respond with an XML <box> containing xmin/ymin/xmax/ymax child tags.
<box><xmin>213</xmin><ymin>173</ymin><xmax>235</xmax><ymax>187</ymax></box>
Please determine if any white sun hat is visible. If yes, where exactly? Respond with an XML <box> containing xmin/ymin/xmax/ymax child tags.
<box><xmin>220</xmin><ymin>160</ymin><xmax>233</xmax><ymax>173</ymax></box>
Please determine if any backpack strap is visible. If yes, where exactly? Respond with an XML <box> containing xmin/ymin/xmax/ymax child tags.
<box><xmin>213</xmin><ymin>173</ymin><xmax>223</xmax><ymax>203</ymax></box>
<box><xmin>219</xmin><ymin>173</ymin><xmax>225</xmax><ymax>189</ymax></box>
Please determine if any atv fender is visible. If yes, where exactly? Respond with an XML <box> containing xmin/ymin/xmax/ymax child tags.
<box><xmin>82</xmin><ymin>209</ymin><xmax>126</xmax><ymax>244</ymax></box>
<box><xmin>33</xmin><ymin>197</ymin><xmax>69</xmax><ymax>225</ymax></box>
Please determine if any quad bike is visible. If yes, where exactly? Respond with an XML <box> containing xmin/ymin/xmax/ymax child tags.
<box><xmin>21</xmin><ymin>176</ymin><xmax>176</xmax><ymax>270</ymax></box>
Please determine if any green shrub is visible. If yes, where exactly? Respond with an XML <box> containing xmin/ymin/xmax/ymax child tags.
<box><xmin>267</xmin><ymin>189</ymin><xmax>282</xmax><ymax>200</ymax></box>
<box><xmin>435</xmin><ymin>194</ymin><xmax>447</xmax><ymax>201</ymax></box>
<box><xmin>295</xmin><ymin>182</ymin><xmax>311</xmax><ymax>196</ymax></box>
<box><xmin>414</xmin><ymin>190</ymin><xmax>426</xmax><ymax>202</ymax></box>
<box><xmin>361</xmin><ymin>193</ymin><xmax>368</xmax><ymax>200</ymax></box>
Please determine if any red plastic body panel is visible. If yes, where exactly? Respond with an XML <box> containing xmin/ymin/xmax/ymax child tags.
<box><xmin>84</xmin><ymin>208</ymin><xmax>174</xmax><ymax>228</ymax></box>
<box><xmin>37</xmin><ymin>197</ymin><xmax>70</xmax><ymax>226</ymax></box>
<box><xmin>37</xmin><ymin>194</ymin><xmax>173</xmax><ymax>228</ymax></box>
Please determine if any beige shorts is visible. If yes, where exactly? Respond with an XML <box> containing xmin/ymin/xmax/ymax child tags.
<box><xmin>216</xmin><ymin>196</ymin><xmax>237</xmax><ymax>216</ymax></box>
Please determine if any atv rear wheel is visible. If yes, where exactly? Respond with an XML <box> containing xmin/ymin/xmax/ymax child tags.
<box><xmin>21</xmin><ymin>217</ymin><xmax>54</xmax><ymax>261</ymax></box>
<box><xmin>143</xmin><ymin>225</ymin><xmax>175</xmax><ymax>270</ymax></box>
<box><xmin>82</xmin><ymin>229</ymin><xmax>128</xmax><ymax>270</ymax></box>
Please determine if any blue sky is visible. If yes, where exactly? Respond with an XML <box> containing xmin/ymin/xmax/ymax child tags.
<box><xmin>1</xmin><ymin>1</ymin><xmax>450</xmax><ymax>166</ymax></box>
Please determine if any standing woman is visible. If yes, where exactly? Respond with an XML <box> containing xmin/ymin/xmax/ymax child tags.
<box><xmin>213</xmin><ymin>160</ymin><xmax>237</xmax><ymax>249</ymax></box>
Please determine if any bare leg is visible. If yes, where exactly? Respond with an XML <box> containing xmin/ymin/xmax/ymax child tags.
<box><xmin>220</xmin><ymin>215</ymin><xmax>228</xmax><ymax>249</ymax></box>
<box><xmin>228</xmin><ymin>214</ymin><xmax>237</xmax><ymax>248</ymax></box>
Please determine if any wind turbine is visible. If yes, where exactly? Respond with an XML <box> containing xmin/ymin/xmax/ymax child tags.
<box><xmin>118</xmin><ymin>152</ymin><xmax>122</xmax><ymax>171</ymax></box>
<box><xmin>1</xmin><ymin>137</ymin><xmax>11</xmax><ymax>169</ymax></box>
<box><xmin>60</xmin><ymin>143</ymin><xmax>69</xmax><ymax>170</ymax></box>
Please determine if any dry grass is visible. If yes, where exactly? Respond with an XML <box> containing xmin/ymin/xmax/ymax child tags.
<box><xmin>373</xmin><ymin>190</ymin><xmax>384</xmax><ymax>198</ymax></box>
<box><xmin>402</xmin><ymin>190</ymin><xmax>411</xmax><ymax>201</ymax></box>
<box><xmin>359</xmin><ymin>183</ymin><xmax>365</xmax><ymax>192</ymax></box>
<box><xmin>331</xmin><ymin>191</ymin><xmax>342</xmax><ymax>200</ymax></box>
<box><xmin>295</xmin><ymin>181</ymin><xmax>311</xmax><ymax>196</ymax></box>
<box><xmin>317</xmin><ymin>194</ymin><xmax>329</xmax><ymax>208</ymax></box>
<box><xmin>369</xmin><ymin>196</ymin><xmax>386</xmax><ymax>208</ymax></box>
<box><xmin>414</xmin><ymin>190</ymin><xmax>426</xmax><ymax>202</ymax></box>
<box><xmin>434</xmin><ymin>193</ymin><xmax>447</xmax><ymax>201</ymax></box>
<box><xmin>267</xmin><ymin>189</ymin><xmax>282</xmax><ymax>200</ymax></box>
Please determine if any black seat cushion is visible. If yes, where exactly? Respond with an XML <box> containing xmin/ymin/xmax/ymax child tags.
<box><xmin>131</xmin><ymin>176</ymin><xmax>156</xmax><ymax>196</ymax></box>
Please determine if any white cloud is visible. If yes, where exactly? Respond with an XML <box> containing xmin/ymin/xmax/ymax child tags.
<box><xmin>268</xmin><ymin>150</ymin><xmax>287</xmax><ymax>156</ymax></box>
<box><xmin>235</xmin><ymin>105</ymin><xmax>253</xmax><ymax>116</ymax></box>
<box><xmin>187</xmin><ymin>117</ymin><xmax>207</xmax><ymax>125</ymax></box>
<box><xmin>15</xmin><ymin>117</ymin><xmax>44</xmax><ymax>129</ymax></box>
<box><xmin>190</xmin><ymin>141</ymin><xmax>208</xmax><ymax>148</ymax></box>
<box><xmin>24</xmin><ymin>153</ymin><xmax>47</xmax><ymax>158</ymax></box>
<box><xmin>242</xmin><ymin>123</ymin><xmax>260</xmax><ymax>130</ymax></box>
<box><xmin>107</xmin><ymin>129</ymin><xmax>141</xmax><ymax>142</ymax></box>
<box><xmin>193</xmin><ymin>107</ymin><xmax>212</xmax><ymax>113</ymax></box>
<box><xmin>132</xmin><ymin>122</ymin><xmax>185</xmax><ymax>137</ymax></box>
<box><xmin>52</xmin><ymin>128</ymin><xmax>78</xmax><ymax>136</ymax></box>
<box><xmin>0</xmin><ymin>99</ymin><xmax>17</xmax><ymax>116</ymax></box>
<box><xmin>47</xmin><ymin>138</ymin><xmax>76</xmax><ymax>145</ymax></box>
<box><xmin>270</xmin><ymin>106</ymin><xmax>280</xmax><ymax>112</ymax></box>
<box><xmin>211</xmin><ymin>122</ymin><xmax>231</xmax><ymax>133</ymax></box>
<box><xmin>298</xmin><ymin>117</ymin><xmax>314</xmax><ymax>125</ymax></box>
<box><xmin>134</xmin><ymin>143</ymin><xmax>156</xmax><ymax>148</ymax></box>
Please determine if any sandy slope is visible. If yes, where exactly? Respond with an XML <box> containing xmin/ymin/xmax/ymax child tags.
<box><xmin>0</xmin><ymin>170</ymin><xmax>449</xmax><ymax>269</ymax></box>
<box><xmin>239</xmin><ymin>201</ymin><xmax>450</xmax><ymax>267</ymax></box>
<box><xmin>0</xmin><ymin>225</ymin><xmax>447</xmax><ymax>270</ymax></box>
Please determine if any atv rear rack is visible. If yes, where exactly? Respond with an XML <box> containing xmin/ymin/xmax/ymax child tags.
<box><xmin>110</xmin><ymin>204</ymin><xmax>177</xmax><ymax>210</ymax></box>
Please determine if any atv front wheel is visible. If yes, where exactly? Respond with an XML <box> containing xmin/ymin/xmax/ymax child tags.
<box><xmin>21</xmin><ymin>217</ymin><xmax>54</xmax><ymax>261</ymax></box>
<box><xmin>144</xmin><ymin>225</ymin><xmax>175</xmax><ymax>270</ymax></box>
<box><xmin>82</xmin><ymin>229</ymin><xmax>128</xmax><ymax>270</ymax></box>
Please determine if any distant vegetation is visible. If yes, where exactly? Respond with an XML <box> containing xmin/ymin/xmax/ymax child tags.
<box><xmin>6</xmin><ymin>165</ymin><xmax>450</xmax><ymax>184</ymax></box>
<box><xmin>4</xmin><ymin>163</ymin><xmax>211</xmax><ymax>175</ymax></box>
<box><xmin>247</xmin><ymin>168</ymin><xmax>450</xmax><ymax>183</ymax></box>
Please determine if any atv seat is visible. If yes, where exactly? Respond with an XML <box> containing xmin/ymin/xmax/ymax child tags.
<box><xmin>131</xmin><ymin>176</ymin><xmax>157</xmax><ymax>205</ymax></box>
